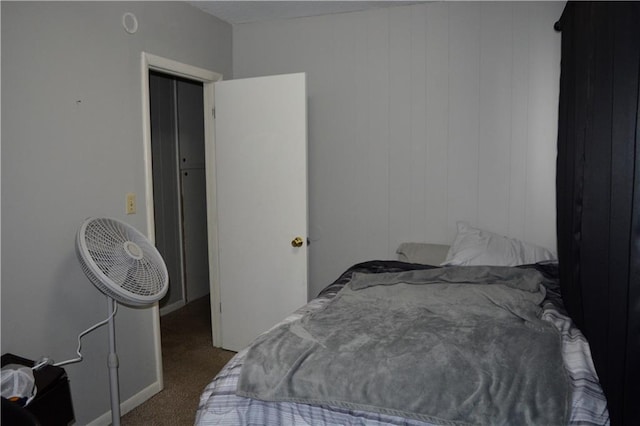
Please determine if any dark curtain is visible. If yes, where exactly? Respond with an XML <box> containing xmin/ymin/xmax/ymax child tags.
<box><xmin>556</xmin><ymin>2</ymin><xmax>640</xmax><ymax>425</ymax></box>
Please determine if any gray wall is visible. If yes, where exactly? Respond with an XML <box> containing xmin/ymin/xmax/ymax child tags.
<box><xmin>233</xmin><ymin>2</ymin><xmax>564</xmax><ymax>298</ymax></box>
<box><xmin>1</xmin><ymin>2</ymin><xmax>231</xmax><ymax>423</ymax></box>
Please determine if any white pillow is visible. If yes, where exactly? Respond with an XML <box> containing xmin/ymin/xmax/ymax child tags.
<box><xmin>441</xmin><ymin>222</ymin><xmax>556</xmax><ymax>266</ymax></box>
<box><xmin>396</xmin><ymin>243</ymin><xmax>451</xmax><ymax>265</ymax></box>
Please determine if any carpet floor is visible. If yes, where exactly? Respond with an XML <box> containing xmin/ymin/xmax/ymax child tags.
<box><xmin>121</xmin><ymin>296</ymin><xmax>235</xmax><ymax>425</ymax></box>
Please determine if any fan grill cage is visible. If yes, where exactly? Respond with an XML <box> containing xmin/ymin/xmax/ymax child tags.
<box><xmin>77</xmin><ymin>218</ymin><xmax>168</xmax><ymax>306</ymax></box>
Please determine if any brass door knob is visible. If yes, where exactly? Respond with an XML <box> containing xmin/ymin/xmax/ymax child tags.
<box><xmin>291</xmin><ymin>237</ymin><xmax>304</xmax><ymax>248</ymax></box>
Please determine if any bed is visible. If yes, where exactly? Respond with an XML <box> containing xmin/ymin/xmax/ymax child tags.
<box><xmin>196</xmin><ymin>223</ymin><xmax>610</xmax><ymax>425</ymax></box>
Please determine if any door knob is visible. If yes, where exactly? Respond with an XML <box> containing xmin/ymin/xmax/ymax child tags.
<box><xmin>291</xmin><ymin>237</ymin><xmax>304</xmax><ymax>248</ymax></box>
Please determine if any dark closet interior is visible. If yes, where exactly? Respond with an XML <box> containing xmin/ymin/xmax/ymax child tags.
<box><xmin>149</xmin><ymin>71</ymin><xmax>210</xmax><ymax>311</ymax></box>
<box><xmin>555</xmin><ymin>2</ymin><xmax>640</xmax><ymax>425</ymax></box>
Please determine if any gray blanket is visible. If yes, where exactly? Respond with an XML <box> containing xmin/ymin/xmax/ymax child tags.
<box><xmin>237</xmin><ymin>266</ymin><xmax>570</xmax><ymax>425</ymax></box>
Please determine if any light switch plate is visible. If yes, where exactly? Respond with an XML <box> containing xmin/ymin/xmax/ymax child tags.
<box><xmin>126</xmin><ymin>193</ymin><xmax>136</xmax><ymax>214</ymax></box>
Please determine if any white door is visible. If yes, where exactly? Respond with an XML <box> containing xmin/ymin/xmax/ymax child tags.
<box><xmin>214</xmin><ymin>73</ymin><xmax>308</xmax><ymax>351</ymax></box>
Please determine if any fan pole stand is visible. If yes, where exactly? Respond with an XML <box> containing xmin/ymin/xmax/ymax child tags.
<box><xmin>107</xmin><ymin>297</ymin><xmax>121</xmax><ymax>426</ymax></box>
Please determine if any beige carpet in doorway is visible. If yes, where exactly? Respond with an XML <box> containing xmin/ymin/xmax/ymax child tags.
<box><xmin>121</xmin><ymin>296</ymin><xmax>235</xmax><ymax>425</ymax></box>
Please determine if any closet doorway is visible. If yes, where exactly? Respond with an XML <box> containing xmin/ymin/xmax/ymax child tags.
<box><xmin>149</xmin><ymin>71</ymin><xmax>210</xmax><ymax>315</ymax></box>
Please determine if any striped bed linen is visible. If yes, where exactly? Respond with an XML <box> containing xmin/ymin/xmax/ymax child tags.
<box><xmin>196</xmin><ymin>262</ymin><xmax>609</xmax><ymax>426</ymax></box>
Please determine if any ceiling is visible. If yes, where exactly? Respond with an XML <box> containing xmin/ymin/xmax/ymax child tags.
<box><xmin>187</xmin><ymin>1</ymin><xmax>424</xmax><ymax>25</ymax></box>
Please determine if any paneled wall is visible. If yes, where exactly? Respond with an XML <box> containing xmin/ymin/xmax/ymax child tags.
<box><xmin>233</xmin><ymin>2</ymin><xmax>564</xmax><ymax>297</ymax></box>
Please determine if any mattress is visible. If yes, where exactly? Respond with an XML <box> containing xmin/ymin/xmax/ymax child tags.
<box><xmin>196</xmin><ymin>261</ymin><xmax>609</xmax><ymax>426</ymax></box>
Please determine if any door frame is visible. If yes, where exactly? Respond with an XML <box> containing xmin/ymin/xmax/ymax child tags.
<box><xmin>141</xmin><ymin>52</ymin><xmax>223</xmax><ymax>387</ymax></box>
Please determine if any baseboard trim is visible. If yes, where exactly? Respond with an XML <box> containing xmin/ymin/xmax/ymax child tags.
<box><xmin>160</xmin><ymin>299</ymin><xmax>185</xmax><ymax>316</ymax></box>
<box><xmin>86</xmin><ymin>380</ymin><xmax>163</xmax><ymax>426</ymax></box>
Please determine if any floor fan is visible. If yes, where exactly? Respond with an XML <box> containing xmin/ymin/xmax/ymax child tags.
<box><xmin>76</xmin><ymin>217</ymin><xmax>168</xmax><ymax>426</ymax></box>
